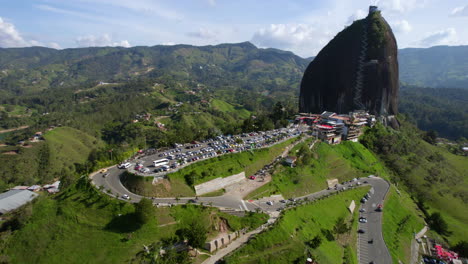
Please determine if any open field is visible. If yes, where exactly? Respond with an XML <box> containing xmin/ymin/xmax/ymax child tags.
<box><xmin>224</xmin><ymin>187</ymin><xmax>369</xmax><ymax>264</ymax></box>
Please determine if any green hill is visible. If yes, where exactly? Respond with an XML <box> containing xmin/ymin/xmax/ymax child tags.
<box><xmin>0</xmin><ymin>126</ymin><xmax>98</xmax><ymax>189</ymax></box>
<box><xmin>0</xmin><ymin>42</ymin><xmax>308</xmax><ymax>98</ymax></box>
<box><xmin>399</xmin><ymin>45</ymin><xmax>468</xmax><ymax>89</ymax></box>
<box><xmin>0</xmin><ymin>178</ymin><xmax>267</xmax><ymax>263</ymax></box>
<box><xmin>360</xmin><ymin>120</ymin><xmax>468</xmax><ymax>245</ymax></box>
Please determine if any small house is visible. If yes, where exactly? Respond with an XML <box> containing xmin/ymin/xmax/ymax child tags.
<box><xmin>284</xmin><ymin>156</ymin><xmax>297</xmax><ymax>167</ymax></box>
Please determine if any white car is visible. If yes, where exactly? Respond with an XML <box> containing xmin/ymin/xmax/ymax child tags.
<box><xmin>122</xmin><ymin>194</ymin><xmax>130</xmax><ymax>200</ymax></box>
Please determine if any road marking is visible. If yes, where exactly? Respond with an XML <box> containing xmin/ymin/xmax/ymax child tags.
<box><xmin>241</xmin><ymin>200</ymin><xmax>249</xmax><ymax>211</ymax></box>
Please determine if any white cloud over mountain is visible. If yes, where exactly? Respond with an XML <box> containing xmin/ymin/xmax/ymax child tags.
<box><xmin>75</xmin><ymin>34</ymin><xmax>131</xmax><ymax>48</ymax></box>
<box><xmin>0</xmin><ymin>17</ymin><xmax>30</xmax><ymax>47</ymax></box>
<box><xmin>252</xmin><ymin>23</ymin><xmax>332</xmax><ymax>57</ymax></box>
<box><xmin>419</xmin><ymin>28</ymin><xmax>458</xmax><ymax>47</ymax></box>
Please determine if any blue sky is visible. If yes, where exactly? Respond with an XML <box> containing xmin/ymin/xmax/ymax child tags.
<box><xmin>1</xmin><ymin>0</ymin><xmax>468</xmax><ymax>57</ymax></box>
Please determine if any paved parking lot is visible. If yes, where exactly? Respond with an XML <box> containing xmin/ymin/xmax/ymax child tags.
<box><xmin>120</xmin><ymin>126</ymin><xmax>305</xmax><ymax>178</ymax></box>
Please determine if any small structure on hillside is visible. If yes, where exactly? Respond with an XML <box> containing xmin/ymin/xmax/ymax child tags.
<box><xmin>284</xmin><ymin>156</ymin><xmax>297</xmax><ymax>167</ymax></box>
<box><xmin>0</xmin><ymin>190</ymin><xmax>38</xmax><ymax>214</ymax></box>
<box><xmin>326</xmin><ymin>179</ymin><xmax>339</xmax><ymax>189</ymax></box>
<box><xmin>348</xmin><ymin>200</ymin><xmax>356</xmax><ymax>213</ymax></box>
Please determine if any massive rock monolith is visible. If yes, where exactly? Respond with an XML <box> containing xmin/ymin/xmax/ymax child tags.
<box><xmin>299</xmin><ymin>6</ymin><xmax>399</xmax><ymax>115</ymax></box>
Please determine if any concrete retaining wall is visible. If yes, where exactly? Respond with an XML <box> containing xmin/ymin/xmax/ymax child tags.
<box><xmin>204</xmin><ymin>231</ymin><xmax>239</xmax><ymax>252</ymax></box>
<box><xmin>194</xmin><ymin>172</ymin><xmax>245</xmax><ymax>196</ymax></box>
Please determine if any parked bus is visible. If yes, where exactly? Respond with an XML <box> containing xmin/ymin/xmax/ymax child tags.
<box><xmin>153</xmin><ymin>159</ymin><xmax>169</xmax><ymax>167</ymax></box>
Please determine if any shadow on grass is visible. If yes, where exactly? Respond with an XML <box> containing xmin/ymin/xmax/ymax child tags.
<box><xmin>105</xmin><ymin>213</ymin><xmax>142</xmax><ymax>233</ymax></box>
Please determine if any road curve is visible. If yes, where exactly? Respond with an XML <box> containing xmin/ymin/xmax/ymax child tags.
<box><xmin>91</xmin><ymin>168</ymin><xmax>392</xmax><ymax>263</ymax></box>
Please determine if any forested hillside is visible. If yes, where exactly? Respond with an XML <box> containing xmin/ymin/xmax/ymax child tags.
<box><xmin>399</xmin><ymin>85</ymin><xmax>468</xmax><ymax>139</ymax></box>
<box><xmin>0</xmin><ymin>42</ymin><xmax>308</xmax><ymax>98</ymax></box>
<box><xmin>399</xmin><ymin>45</ymin><xmax>468</xmax><ymax>89</ymax></box>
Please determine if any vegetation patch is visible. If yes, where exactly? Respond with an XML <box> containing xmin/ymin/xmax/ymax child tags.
<box><xmin>247</xmin><ymin>140</ymin><xmax>389</xmax><ymax>199</ymax></box>
<box><xmin>382</xmin><ymin>186</ymin><xmax>426</xmax><ymax>263</ymax></box>
<box><xmin>361</xmin><ymin>120</ymin><xmax>468</xmax><ymax>245</ymax></box>
<box><xmin>0</xmin><ymin>178</ymin><xmax>267</xmax><ymax>263</ymax></box>
<box><xmin>225</xmin><ymin>187</ymin><xmax>369</xmax><ymax>264</ymax></box>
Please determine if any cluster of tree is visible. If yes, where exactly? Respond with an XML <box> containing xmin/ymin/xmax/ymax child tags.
<box><xmin>399</xmin><ymin>85</ymin><xmax>468</xmax><ymax>140</ymax></box>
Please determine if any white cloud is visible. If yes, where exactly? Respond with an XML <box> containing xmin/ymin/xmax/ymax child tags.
<box><xmin>451</xmin><ymin>5</ymin><xmax>468</xmax><ymax>17</ymax></box>
<box><xmin>207</xmin><ymin>0</ymin><xmax>216</xmax><ymax>6</ymax></box>
<box><xmin>418</xmin><ymin>28</ymin><xmax>458</xmax><ymax>47</ymax></box>
<box><xmin>346</xmin><ymin>9</ymin><xmax>367</xmax><ymax>25</ymax></box>
<box><xmin>75</xmin><ymin>34</ymin><xmax>131</xmax><ymax>47</ymax></box>
<box><xmin>186</xmin><ymin>28</ymin><xmax>217</xmax><ymax>39</ymax></box>
<box><xmin>48</xmin><ymin>42</ymin><xmax>62</xmax><ymax>49</ymax></box>
<box><xmin>0</xmin><ymin>17</ymin><xmax>30</xmax><ymax>47</ymax></box>
<box><xmin>376</xmin><ymin>0</ymin><xmax>423</xmax><ymax>14</ymax></box>
<box><xmin>392</xmin><ymin>20</ymin><xmax>412</xmax><ymax>34</ymax></box>
<box><xmin>251</xmin><ymin>23</ymin><xmax>332</xmax><ymax>57</ymax></box>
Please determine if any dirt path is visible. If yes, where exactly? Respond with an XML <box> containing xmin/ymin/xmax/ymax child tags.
<box><xmin>0</xmin><ymin>125</ymin><xmax>29</xmax><ymax>134</ymax></box>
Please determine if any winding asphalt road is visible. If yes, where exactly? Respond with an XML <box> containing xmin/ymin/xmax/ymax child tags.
<box><xmin>91</xmin><ymin>162</ymin><xmax>391</xmax><ymax>263</ymax></box>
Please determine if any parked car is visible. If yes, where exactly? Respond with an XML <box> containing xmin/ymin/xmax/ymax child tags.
<box><xmin>266</xmin><ymin>201</ymin><xmax>274</xmax><ymax>205</ymax></box>
<box><xmin>376</xmin><ymin>204</ymin><xmax>383</xmax><ymax>212</ymax></box>
<box><xmin>118</xmin><ymin>162</ymin><xmax>131</xmax><ymax>169</ymax></box>
<box><xmin>249</xmin><ymin>175</ymin><xmax>256</xmax><ymax>180</ymax></box>
<box><xmin>358</xmin><ymin>229</ymin><xmax>366</xmax><ymax>233</ymax></box>
<box><xmin>102</xmin><ymin>173</ymin><xmax>109</xmax><ymax>178</ymax></box>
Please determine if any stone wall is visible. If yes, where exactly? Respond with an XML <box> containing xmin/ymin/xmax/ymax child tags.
<box><xmin>204</xmin><ymin>231</ymin><xmax>239</xmax><ymax>252</ymax></box>
<box><xmin>194</xmin><ymin>172</ymin><xmax>245</xmax><ymax>196</ymax></box>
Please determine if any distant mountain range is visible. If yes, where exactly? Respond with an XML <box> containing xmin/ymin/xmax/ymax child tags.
<box><xmin>1</xmin><ymin>42</ymin><xmax>467</xmax><ymax>97</ymax></box>
<box><xmin>0</xmin><ymin>42</ymin><xmax>308</xmax><ymax>97</ymax></box>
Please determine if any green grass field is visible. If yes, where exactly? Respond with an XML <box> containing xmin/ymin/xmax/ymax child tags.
<box><xmin>0</xmin><ymin>126</ymin><xmax>99</xmax><ymax>188</ymax></box>
<box><xmin>210</xmin><ymin>99</ymin><xmax>251</xmax><ymax>119</ymax></box>
<box><xmin>225</xmin><ymin>187</ymin><xmax>370</xmax><ymax>264</ymax></box>
<box><xmin>1</xmin><ymin>178</ymin><xmax>266</xmax><ymax>263</ymax></box>
<box><xmin>382</xmin><ymin>186</ymin><xmax>426</xmax><ymax>263</ymax></box>
<box><xmin>247</xmin><ymin>141</ymin><xmax>390</xmax><ymax>199</ymax></box>
<box><xmin>44</xmin><ymin>126</ymin><xmax>102</xmax><ymax>172</ymax></box>
<box><xmin>123</xmin><ymin>138</ymin><xmax>297</xmax><ymax>197</ymax></box>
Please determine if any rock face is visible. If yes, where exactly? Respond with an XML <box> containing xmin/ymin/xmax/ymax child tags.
<box><xmin>299</xmin><ymin>7</ymin><xmax>399</xmax><ymax>115</ymax></box>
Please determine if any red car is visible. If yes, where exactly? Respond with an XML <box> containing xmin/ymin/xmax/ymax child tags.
<box><xmin>376</xmin><ymin>204</ymin><xmax>383</xmax><ymax>212</ymax></box>
<box><xmin>249</xmin><ymin>175</ymin><xmax>256</xmax><ymax>180</ymax></box>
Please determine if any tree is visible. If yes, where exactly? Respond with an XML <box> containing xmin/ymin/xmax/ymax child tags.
<box><xmin>135</xmin><ymin>198</ymin><xmax>156</xmax><ymax>225</ymax></box>
<box><xmin>177</xmin><ymin>220</ymin><xmax>208</xmax><ymax>248</ymax></box>
<box><xmin>423</xmin><ymin>130</ymin><xmax>438</xmax><ymax>144</ymax></box>
<box><xmin>427</xmin><ymin>212</ymin><xmax>450</xmax><ymax>235</ymax></box>
<box><xmin>306</xmin><ymin>235</ymin><xmax>322</xmax><ymax>249</ymax></box>
<box><xmin>453</xmin><ymin>240</ymin><xmax>468</xmax><ymax>258</ymax></box>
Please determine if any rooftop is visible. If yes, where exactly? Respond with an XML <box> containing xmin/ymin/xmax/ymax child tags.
<box><xmin>0</xmin><ymin>190</ymin><xmax>39</xmax><ymax>214</ymax></box>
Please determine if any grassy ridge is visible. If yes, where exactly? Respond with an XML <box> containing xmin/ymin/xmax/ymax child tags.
<box><xmin>210</xmin><ymin>99</ymin><xmax>251</xmax><ymax>119</ymax></box>
<box><xmin>44</xmin><ymin>127</ymin><xmax>101</xmax><ymax>172</ymax></box>
<box><xmin>382</xmin><ymin>186</ymin><xmax>426</xmax><ymax>263</ymax></box>
<box><xmin>1</xmin><ymin>179</ymin><xmax>266</xmax><ymax>263</ymax></box>
<box><xmin>0</xmin><ymin>126</ymin><xmax>98</xmax><ymax>188</ymax></box>
<box><xmin>247</xmin><ymin>141</ymin><xmax>389</xmax><ymax>199</ymax></box>
<box><xmin>225</xmin><ymin>187</ymin><xmax>369</xmax><ymax>264</ymax></box>
<box><xmin>361</xmin><ymin>122</ymin><xmax>468</xmax><ymax>245</ymax></box>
